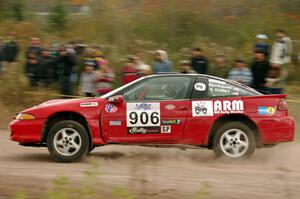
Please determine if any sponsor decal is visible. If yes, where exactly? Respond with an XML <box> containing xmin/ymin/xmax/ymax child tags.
<box><xmin>192</xmin><ymin>100</ymin><xmax>244</xmax><ymax>117</ymax></box>
<box><xmin>213</xmin><ymin>100</ymin><xmax>244</xmax><ymax>114</ymax></box>
<box><xmin>165</xmin><ymin>104</ymin><xmax>175</xmax><ymax>110</ymax></box>
<box><xmin>105</xmin><ymin>104</ymin><xmax>118</xmax><ymax>113</ymax></box>
<box><xmin>209</xmin><ymin>79</ymin><xmax>226</xmax><ymax>85</ymax></box>
<box><xmin>161</xmin><ymin>125</ymin><xmax>171</xmax><ymax>133</ymax></box>
<box><xmin>208</xmin><ymin>79</ymin><xmax>240</xmax><ymax>96</ymax></box>
<box><xmin>128</xmin><ymin>127</ymin><xmax>160</xmax><ymax>134</ymax></box>
<box><xmin>127</xmin><ymin>103</ymin><xmax>160</xmax><ymax>127</ymax></box>
<box><xmin>109</xmin><ymin>120</ymin><xmax>122</xmax><ymax>126</ymax></box>
<box><xmin>161</xmin><ymin>119</ymin><xmax>181</xmax><ymax>125</ymax></box>
<box><xmin>80</xmin><ymin>102</ymin><xmax>98</xmax><ymax>107</ymax></box>
<box><xmin>258</xmin><ymin>106</ymin><xmax>275</xmax><ymax>115</ymax></box>
<box><xmin>209</xmin><ymin>81</ymin><xmax>232</xmax><ymax>94</ymax></box>
<box><xmin>194</xmin><ymin>83</ymin><xmax>206</xmax><ymax>91</ymax></box>
<box><xmin>192</xmin><ymin>101</ymin><xmax>213</xmax><ymax>117</ymax></box>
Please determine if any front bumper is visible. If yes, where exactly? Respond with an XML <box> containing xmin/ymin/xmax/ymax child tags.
<box><xmin>257</xmin><ymin>116</ymin><xmax>295</xmax><ymax>144</ymax></box>
<box><xmin>10</xmin><ymin>119</ymin><xmax>45</xmax><ymax>144</ymax></box>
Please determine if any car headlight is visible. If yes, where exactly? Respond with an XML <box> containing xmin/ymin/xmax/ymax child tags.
<box><xmin>16</xmin><ymin>113</ymin><xmax>36</xmax><ymax>120</ymax></box>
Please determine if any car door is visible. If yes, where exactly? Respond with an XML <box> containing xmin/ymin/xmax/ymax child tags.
<box><xmin>101</xmin><ymin>75</ymin><xmax>195</xmax><ymax>144</ymax></box>
<box><xmin>182</xmin><ymin>76</ymin><xmax>211</xmax><ymax>145</ymax></box>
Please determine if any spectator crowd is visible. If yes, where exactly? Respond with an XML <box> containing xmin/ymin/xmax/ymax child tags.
<box><xmin>0</xmin><ymin>29</ymin><xmax>295</xmax><ymax>97</ymax></box>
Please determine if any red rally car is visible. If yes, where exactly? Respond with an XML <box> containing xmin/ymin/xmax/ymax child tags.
<box><xmin>10</xmin><ymin>74</ymin><xmax>295</xmax><ymax>162</ymax></box>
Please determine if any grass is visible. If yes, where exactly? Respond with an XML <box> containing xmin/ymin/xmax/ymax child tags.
<box><xmin>12</xmin><ymin>159</ymin><xmax>211</xmax><ymax>199</ymax></box>
<box><xmin>13</xmin><ymin>160</ymin><xmax>135</xmax><ymax>199</ymax></box>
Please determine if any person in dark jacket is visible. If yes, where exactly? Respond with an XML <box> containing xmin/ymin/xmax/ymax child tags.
<box><xmin>190</xmin><ymin>47</ymin><xmax>208</xmax><ymax>74</ymax></box>
<box><xmin>38</xmin><ymin>48</ymin><xmax>55</xmax><ymax>86</ymax></box>
<box><xmin>57</xmin><ymin>47</ymin><xmax>75</xmax><ymax>97</ymax></box>
<box><xmin>25</xmin><ymin>37</ymin><xmax>42</xmax><ymax>59</ymax></box>
<box><xmin>209</xmin><ymin>54</ymin><xmax>230</xmax><ymax>78</ymax></box>
<box><xmin>25</xmin><ymin>51</ymin><xmax>39</xmax><ymax>87</ymax></box>
<box><xmin>251</xmin><ymin>49</ymin><xmax>271</xmax><ymax>92</ymax></box>
<box><xmin>254</xmin><ymin>34</ymin><xmax>270</xmax><ymax>58</ymax></box>
<box><xmin>3</xmin><ymin>35</ymin><xmax>19</xmax><ymax>72</ymax></box>
<box><xmin>0</xmin><ymin>37</ymin><xmax>4</xmax><ymax>72</ymax></box>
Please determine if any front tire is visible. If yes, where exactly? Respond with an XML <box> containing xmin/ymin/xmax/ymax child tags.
<box><xmin>213</xmin><ymin>122</ymin><xmax>255</xmax><ymax>159</ymax></box>
<box><xmin>47</xmin><ymin>120</ymin><xmax>89</xmax><ymax>163</ymax></box>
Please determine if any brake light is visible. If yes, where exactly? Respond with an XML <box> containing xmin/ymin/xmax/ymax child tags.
<box><xmin>277</xmin><ymin>99</ymin><xmax>288</xmax><ymax>111</ymax></box>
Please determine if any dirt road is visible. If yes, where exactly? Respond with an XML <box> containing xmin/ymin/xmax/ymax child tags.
<box><xmin>1</xmin><ymin>103</ymin><xmax>300</xmax><ymax>199</ymax></box>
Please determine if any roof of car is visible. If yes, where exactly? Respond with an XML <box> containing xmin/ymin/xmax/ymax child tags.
<box><xmin>150</xmin><ymin>73</ymin><xmax>261</xmax><ymax>95</ymax></box>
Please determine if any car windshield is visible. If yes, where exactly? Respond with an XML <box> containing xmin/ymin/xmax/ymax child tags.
<box><xmin>100</xmin><ymin>77</ymin><xmax>146</xmax><ymax>99</ymax></box>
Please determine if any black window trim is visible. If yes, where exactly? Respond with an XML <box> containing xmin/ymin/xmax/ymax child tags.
<box><xmin>114</xmin><ymin>74</ymin><xmax>197</xmax><ymax>102</ymax></box>
<box><xmin>205</xmin><ymin>76</ymin><xmax>260</xmax><ymax>99</ymax></box>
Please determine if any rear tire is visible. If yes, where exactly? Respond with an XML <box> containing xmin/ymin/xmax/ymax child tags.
<box><xmin>47</xmin><ymin>120</ymin><xmax>89</xmax><ymax>163</ymax></box>
<box><xmin>213</xmin><ymin>122</ymin><xmax>255</xmax><ymax>159</ymax></box>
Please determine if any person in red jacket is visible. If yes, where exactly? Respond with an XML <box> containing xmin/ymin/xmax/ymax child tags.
<box><xmin>95</xmin><ymin>60</ymin><xmax>115</xmax><ymax>96</ymax></box>
<box><xmin>121</xmin><ymin>55</ymin><xmax>140</xmax><ymax>85</ymax></box>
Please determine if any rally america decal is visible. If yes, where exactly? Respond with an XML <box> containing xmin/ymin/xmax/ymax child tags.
<box><xmin>192</xmin><ymin>100</ymin><xmax>244</xmax><ymax>117</ymax></box>
<box><xmin>127</xmin><ymin>103</ymin><xmax>161</xmax><ymax>134</ymax></box>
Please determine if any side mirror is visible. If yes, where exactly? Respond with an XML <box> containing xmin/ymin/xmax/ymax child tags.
<box><xmin>108</xmin><ymin>95</ymin><xmax>123</xmax><ymax>104</ymax></box>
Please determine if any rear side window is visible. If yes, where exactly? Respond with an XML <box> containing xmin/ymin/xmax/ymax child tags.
<box><xmin>191</xmin><ymin>77</ymin><xmax>207</xmax><ymax>99</ymax></box>
<box><xmin>207</xmin><ymin>78</ymin><xmax>253</xmax><ymax>98</ymax></box>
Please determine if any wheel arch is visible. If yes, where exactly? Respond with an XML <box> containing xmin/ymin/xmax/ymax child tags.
<box><xmin>42</xmin><ymin>111</ymin><xmax>93</xmax><ymax>149</ymax></box>
<box><xmin>207</xmin><ymin>114</ymin><xmax>262</xmax><ymax>149</ymax></box>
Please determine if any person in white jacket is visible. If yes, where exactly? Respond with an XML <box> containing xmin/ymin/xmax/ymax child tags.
<box><xmin>270</xmin><ymin>30</ymin><xmax>293</xmax><ymax>65</ymax></box>
<box><xmin>267</xmin><ymin>30</ymin><xmax>292</xmax><ymax>94</ymax></box>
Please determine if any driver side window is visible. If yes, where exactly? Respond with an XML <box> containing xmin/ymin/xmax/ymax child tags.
<box><xmin>123</xmin><ymin>76</ymin><xmax>192</xmax><ymax>102</ymax></box>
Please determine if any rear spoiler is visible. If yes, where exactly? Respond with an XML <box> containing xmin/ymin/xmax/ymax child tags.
<box><xmin>242</xmin><ymin>94</ymin><xmax>287</xmax><ymax>99</ymax></box>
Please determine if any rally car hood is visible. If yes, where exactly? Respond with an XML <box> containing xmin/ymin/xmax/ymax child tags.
<box><xmin>20</xmin><ymin>97</ymin><xmax>106</xmax><ymax>119</ymax></box>
<box><xmin>35</xmin><ymin>97</ymin><xmax>105</xmax><ymax>108</ymax></box>
<box><xmin>38</xmin><ymin>98</ymin><xmax>82</xmax><ymax>107</ymax></box>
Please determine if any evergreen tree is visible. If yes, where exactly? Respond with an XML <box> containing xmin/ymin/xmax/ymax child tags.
<box><xmin>48</xmin><ymin>1</ymin><xmax>68</xmax><ymax>32</ymax></box>
<box><xmin>11</xmin><ymin>0</ymin><xmax>26</xmax><ymax>21</ymax></box>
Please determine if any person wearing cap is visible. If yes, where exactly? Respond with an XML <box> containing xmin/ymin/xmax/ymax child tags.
<box><xmin>190</xmin><ymin>47</ymin><xmax>208</xmax><ymax>74</ymax></box>
<box><xmin>79</xmin><ymin>61</ymin><xmax>97</xmax><ymax>97</ymax></box>
<box><xmin>254</xmin><ymin>34</ymin><xmax>270</xmax><ymax>58</ymax></box>
<box><xmin>251</xmin><ymin>49</ymin><xmax>271</xmax><ymax>92</ymax></box>
<box><xmin>179</xmin><ymin>60</ymin><xmax>196</xmax><ymax>74</ymax></box>
<box><xmin>228</xmin><ymin>58</ymin><xmax>253</xmax><ymax>86</ymax></box>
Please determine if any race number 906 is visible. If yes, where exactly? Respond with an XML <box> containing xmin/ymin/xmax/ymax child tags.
<box><xmin>127</xmin><ymin>103</ymin><xmax>160</xmax><ymax>127</ymax></box>
<box><xmin>129</xmin><ymin>111</ymin><xmax>159</xmax><ymax>125</ymax></box>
